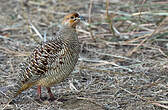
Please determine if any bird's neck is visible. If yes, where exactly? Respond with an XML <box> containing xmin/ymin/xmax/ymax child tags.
<box><xmin>57</xmin><ymin>26</ymin><xmax>77</xmax><ymax>42</ymax></box>
<box><xmin>61</xmin><ymin>25</ymin><xmax>76</xmax><ymax>30</ymax></box>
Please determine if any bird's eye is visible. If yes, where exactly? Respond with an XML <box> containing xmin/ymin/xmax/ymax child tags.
<box><xmin>70</xmin><ymin>16</ymin><xmax>74</xmax><ymax>19</ymax></box>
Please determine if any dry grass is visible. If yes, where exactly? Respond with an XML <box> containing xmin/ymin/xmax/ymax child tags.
<box><xmin>0</xmin><ymin>0</ymin><xmax>168</xmax><ymax>110</ymax></box>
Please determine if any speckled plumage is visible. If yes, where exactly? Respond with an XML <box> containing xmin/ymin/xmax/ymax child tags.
<box><xmin>8</xmin><ymin>13</ymin><xmax>82</xmax><ymax>100</ymax></box>
<box><xmin>19</xmin><ymin>26</ymin><xmax>80</xmax><ymax>86</ymax></box>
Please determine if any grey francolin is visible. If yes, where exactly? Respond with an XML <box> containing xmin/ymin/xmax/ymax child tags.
<box><xmin>7</xmin><ymin>12</ymin><xmax>83</xmax><ymax>102</ymax></box>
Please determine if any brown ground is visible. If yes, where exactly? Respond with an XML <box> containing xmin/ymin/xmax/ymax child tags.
<box><xmin>0</xmin><ymin>0</ymin><xmax>168</xmax><ymax>110</ymax></box>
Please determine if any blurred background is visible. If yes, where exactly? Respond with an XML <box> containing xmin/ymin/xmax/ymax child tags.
<box><xmin>0</xmin><ymin>0</ymin><xmax>168</xmax><ymax>110</ymax></box>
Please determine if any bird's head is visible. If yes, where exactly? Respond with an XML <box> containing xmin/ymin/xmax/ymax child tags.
<box><xmin>62</xmin><ymin>13</ymin><xmax>84</xmax><ymax>28</ymax></box>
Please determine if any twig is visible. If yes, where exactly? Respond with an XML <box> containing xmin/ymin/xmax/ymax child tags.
<box><xmin>126</xmin><ymin>20</ymin><xmax>154</xmax><ymax>31</ymax></box>
<box><xmin>29</xmin><ymin>22</ymin><xmax>43</xmax><ymax>41</ymax></box>
<box><xmin>0</xmin><ymin>35</ymin><xmax>11</xmax><ymax>40</ymax></box>
<box><xmin>26</xmin><ymin>96</ymin><xmax>42</xmax><ymax>106</ymax></box>
<box><xmin>88</xmin><ymin>0</ymin><xmax>96</xmax><ymax>41</ymax></box>
<box><xmin>0</xmin><ymin>46</ymin><xmax>29</xmax><ymax>56</ymax></box>
<box><xmin>123</xmin><ymin>33</ymin><xmax>152</xmax><ymax>44</ymax></box>
<box><xmin>127</xmin><ymin>34</ymin><xmax>149</xmax><ymax>56</ymax></box>
<box><xmin>127</xmin><ymin>17</ymin><xmax>168</xmax><ymax>56</ymax></box>
<box><xmin>43</xmin><ymin>31</ymin><xmax>47</xmax><ymax>42</ymax></box>
<box><xmin>76</xmin><ymin>96</ymin><xmax>105</xmax><ymax>109</ymax></box>
<box><xmin>119</xmin><ymin>85</ymin><xmax>168</xmax><ymax>109</ymax></box>
<box><xmin>69</xmin><ymin>80</ymin><xmax>79</xmax><ymax>92</ymax></box>
<box><xmin>84</xmin><ymin>48</ymin><xmax>141</xmax><ymax>62</ymax></box>
<box><xmin>77</xmin><ymin>29</ymin><xmax>90</xmax><ymax>35</ymax></box>
<box><xmin>88</xmin><ymin>0</ymin><xmax>93</xmax><ymax>24</ymax></box>
<box><xmin>158</xmin><ymin>48</ymin><xmax>168</xmax><ymax>58</ymax></box>
<box><xmin>119</xmin><ymin>87</ymin><xmax>148</xmax><ymax>102</ymax></box>
<box><xmin>9</xmin><ymin>58</ymin><xmax>14</xmax><ymax>74</ymax></box>
<box><xmin>151</xmin><ymin>102</ymin><xmax>168</xmax><ymax>109</ymax></box>
<box><xmin>79</xmin><ymin>65</ymin><xmax>132</xmax><ymax>76</ymax></box>
<box><xmin>138</xmin><ymin>0</ymin><xmax>146</xmax><ymax>20</ymax></box>
<box><xmin>2</xmin><ymin>99</ymin><xmax>13</xmax><ymax>110</ymax></box>
<box><xmin>106</xmin><ymin>0</ymin><xmax>115</xmax><ymax>35</ymax></box>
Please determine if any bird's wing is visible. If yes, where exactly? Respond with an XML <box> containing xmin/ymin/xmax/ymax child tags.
<box><xmin>18</xmin><ymin>39</ymin><xmax>68</xmax><ymax>84</ymax></box>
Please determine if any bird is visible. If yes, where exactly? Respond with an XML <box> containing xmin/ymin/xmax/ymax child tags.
<box><xmin>7</xmin><ymin>12</ymin><xmax>84</xmax><ymax>102</ymax></box>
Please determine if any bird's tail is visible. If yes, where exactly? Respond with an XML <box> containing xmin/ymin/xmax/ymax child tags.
<box><xmin>1</xmin><ymin>80</ymin><xmax>34</xmax><ymax>101</ymax></box>
<box><xmin>1</xmin><ymin>81</ymin><xmax>35</xmax><ymax>109</ymax></box>
<box><xmin>6</xmin><ymin>81</ymin><xmax>22</xmax><ymax>98</ymax></box>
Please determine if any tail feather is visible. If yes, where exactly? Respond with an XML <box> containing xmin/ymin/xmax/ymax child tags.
<box><xmin>14</xmin><ymin>82</ymin><xmax>35</xmax><ymax>98</ymax></box>
<box><xmin>1</xmin><ymin>81</ymin><xmax>35</xmax><ymax>109</ymax></box>
<box><xmin>3</xmin><ymin>81</ymin><xmax>34</xmax><ymax>100</ymax></box>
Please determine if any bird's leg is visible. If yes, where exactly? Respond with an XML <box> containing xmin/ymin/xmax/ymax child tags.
<box><xmin>37</xmin><ymin>85</ymin><xmax>42</xmax><ymax>100</ymax></box>
<box><xmin>46</xmin><ymin>87</ymin><xmax>55</xmax><ymax>101</ymax></box>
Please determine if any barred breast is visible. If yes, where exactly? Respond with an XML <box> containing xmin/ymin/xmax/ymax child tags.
<box><xmin>17</xmin><ymin>26</ymin><xmax>80</xmax><ymax>89</ymax></box>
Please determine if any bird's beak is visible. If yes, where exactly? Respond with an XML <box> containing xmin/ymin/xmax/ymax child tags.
<box><xmin>79</xmin><ymin>16</ymin><xmax>85</xmax><ymax>21</ymax></box>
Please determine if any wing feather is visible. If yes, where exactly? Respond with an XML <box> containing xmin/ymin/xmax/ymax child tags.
<box><xmin>18</xmin><ymin>39</ymin><xmax>66</xmax><ymax>84</ymax></box>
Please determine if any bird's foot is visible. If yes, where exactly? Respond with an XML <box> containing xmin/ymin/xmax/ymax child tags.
<box><xmin>35</xmin><ymin>96</ymin><xmax>48</xmax><ymax>103</ymax></box>
<box><xmin>48</xmin><ymin>97</ymin><xmax>56</xmax><ymax>102</ymax></box>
